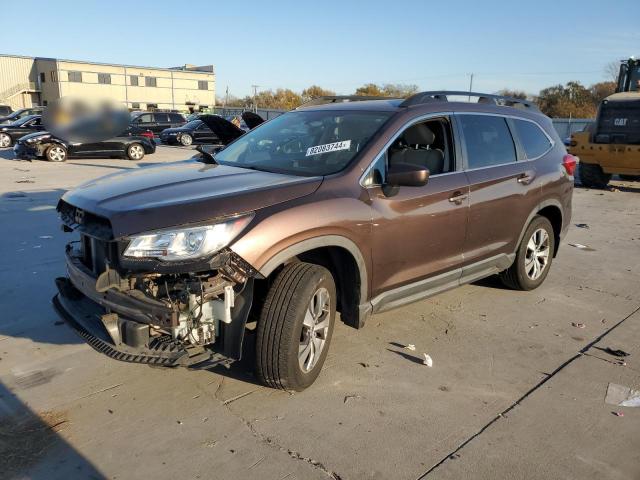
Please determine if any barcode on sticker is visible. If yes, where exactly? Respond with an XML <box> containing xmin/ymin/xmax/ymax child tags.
<box><xmin>306</xmin><ymin>140</ymin><xmax>351</xmax><ymax>156</ymax></box>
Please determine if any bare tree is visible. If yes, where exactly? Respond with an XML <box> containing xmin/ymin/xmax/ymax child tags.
<box><xmin>605</xmin><ymin>61</ymin><xmax>621</xmax><ymax>82</ymax></box>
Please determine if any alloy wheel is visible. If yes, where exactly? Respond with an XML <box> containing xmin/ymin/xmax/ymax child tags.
<box><xmin>181</xmin><ymin>134</ymin><xmax>193</xmax><ymax>146</ymax></box>
<box><xmin>298</xmin><ymin>287</ymin><xmax>330</xmax><ymax>372</ymax></box>
<box><xmin>49</xmin><ymin>146</ymin><xmax>66</xmax><ymax>162</ymax></box>
<box><xmin>129</xmin><ymin>145</ymin><xmax>144</xmax><ymax>160</ymax></box>
<box><xmin>525</xmin><ymin>228</ymin><xmax>550</xmax><ymax>280</ymax></box>
<box><xmin>0</xmin><ymin>134</ymin><xmax>10</xmax><ymax>148</ymax></box>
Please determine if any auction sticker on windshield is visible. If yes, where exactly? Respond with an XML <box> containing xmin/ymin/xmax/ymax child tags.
<box><xmin>306</xmin><ymin>140</ymin><xmax>351</xmax><ymax>156</ymax></box>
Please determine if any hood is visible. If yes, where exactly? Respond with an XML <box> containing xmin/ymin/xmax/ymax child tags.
<box><xmin>61</xmin><ymin>160</ymin><xmax>322</xmax><ymax>238</ymax></box>
<box><xmin>17</xmin><ymin>131</ymin><xmax>51</xmax><ymax>143</ymax></box>
<box><xmin>605</xmin><ymin>92</ymin><xmax>640</xmax><ymax>103</ymax></box>
<box><xmin>241</xmin><ymin>111</ymin><xmax>265</xmax><ymax>129</ymax></box>
<box><xmin>198</xmin><ymin>115</ymin><xmax>245</xmax><ymax>144</ymax></box>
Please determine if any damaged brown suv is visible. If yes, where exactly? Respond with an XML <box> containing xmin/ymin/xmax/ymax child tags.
<box><xmin>54</xmin><ymin>92</ymin><xmax>575</xmax><ymax>390</ymax></box>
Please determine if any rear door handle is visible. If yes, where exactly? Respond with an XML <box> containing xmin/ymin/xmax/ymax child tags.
<box><xmin>517</xmin><ymin>173</ymin><xmax>535</xmax><ymax>185</ymax></box>
<box><xmin>448</xmin><ymin>192</ymin><xmax>468</xmax><ymax>204</ymax></box>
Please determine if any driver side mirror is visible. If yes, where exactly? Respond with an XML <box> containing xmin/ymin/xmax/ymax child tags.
<box><xmin>386</xmin><ymin>163</ymin><xmax>429</xmax><ymax>187</ymax></box>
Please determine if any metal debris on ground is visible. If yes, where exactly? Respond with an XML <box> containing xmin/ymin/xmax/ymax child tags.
<box><xmin>595</xmin><ymin>347</ymin><xmax>630</xmax><ymax>358</ymax></box>
<box><xmin>571</xmin><ymin>322</ymin><xmax>586</xmax><ymax>329</ymax></box>
<box><xmin>612</xmin><ymin>411</ymin><xmax>625</xmax><ymax>417</ymax></box>
<box><xmin>423</xmin><ymin>354</ymin><xmax>433</xmax><ymax>367</ymax></box>
<box><xmin>575</xmin><ymin>223</ymin><xmax>590</xmax><ymax>229</ymax></box>
<box><xmin>568</xmin><ymin>243</ymin><xmax>596</xmax><ymax>251</ymax></box>
<box><xmin>405</xmin><ymin>344</ymin><xmax>416</xmax><ymax>351</ymax></box>
<box><xmin>344</xmin><ymin>394</ymin><xmax>362</xmax><ymax>404</ymax></box>
<box><xmin>605</xmin><ymin>383</ymin><xmax>640</xmax><ymax>407</ymax></box>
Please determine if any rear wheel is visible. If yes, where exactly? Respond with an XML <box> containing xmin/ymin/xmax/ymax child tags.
<box><xmin>256</xmin><ymin>262</ymin><xmax>336</xmax><ymax>391</ymax></box>
<box><xmin>578</xmin><ymin>162</ymin><xmax>611</xmax><ymax>189</ymax></box>
<box><xmin>46</xmin><ymin>145</ymin><xmax>67</xmax><ymax>162</ymax></box>
<box><xmin>127</xmin><ymin>143</ymin><xmax>145</xmax><ymax>161</ymax></box>
<box><xmin>500</xmin><ymin>215</ymin><xmax>555</xmax><ymax>291</ymax></box>
<box><xmin>180</xmin><ymin>134</ymin><xmax>193</xmax><ymax>146</ymax></box>
<box><xmin>0</xmin><ymin>133</ymin><xmax>12</xmax><ymax>148</ymax></box>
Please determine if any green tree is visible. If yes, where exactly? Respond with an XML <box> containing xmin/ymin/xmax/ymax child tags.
<box><xmin>354</xmin><ymin>83</ymin><xmax>384</xmax><ymax>96</ymax></box>
<box><xmin>536</xmin><ymin>81</ymin><xmax>596</xmax><ymax>118</ymax></box>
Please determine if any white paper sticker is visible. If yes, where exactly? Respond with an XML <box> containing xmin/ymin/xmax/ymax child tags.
<box><xmin>306</xmin><ymin>140</ymin><xmax>351</xmax><ymax>157</ymax></box>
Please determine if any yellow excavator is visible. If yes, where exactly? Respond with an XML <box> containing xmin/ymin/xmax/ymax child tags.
<box><xmin>570</xmin><ymin>57</ymin><xmax>640</xmax><ymax>187</ymax></box>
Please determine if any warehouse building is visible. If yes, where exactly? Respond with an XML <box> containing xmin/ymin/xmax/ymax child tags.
<box><xmin>0</xmin><ymin>54</ymin><xmax>215</xmax><ymax>112</ymax></box>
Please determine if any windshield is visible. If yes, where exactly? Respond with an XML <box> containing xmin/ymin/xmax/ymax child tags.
<box><xmin>183</xmin><ymin>119</ymin><xmax>203</xmax><ymax>129</ymax></box>
<box><xmin>213</xmin><ymin>110</ymin><xmax>392</xmax><ymax>176</ymax></box>
<box><xmin>10</xmin><ymin>115</ymin><xmax>36</xmax><ymax>126</ymax></box>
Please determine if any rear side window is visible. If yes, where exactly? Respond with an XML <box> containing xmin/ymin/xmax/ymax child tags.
<box><xmin>153</xmin><ymin>113</ymin><xmax>169</xmax><ymax>123</ymax></box>
<box><xmin>459</xmin><ymin>115</ymin><xmax>516</xmax><ymax>169</ymax></box>
<box><xmin>513</xmin><ymin>119</ymin><xmax>552</xmax><ymax>159</ymax></box>
<box><xmin>169</xmin><ymin>113</ymin><xmax>184</xmax><ymax>123</ymax></box>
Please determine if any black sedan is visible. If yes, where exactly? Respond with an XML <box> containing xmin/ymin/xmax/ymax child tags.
<box><xmin>0</xmin><ymin>115</ymin><xmax>45</xmax><ymax>147</ymax></box>
<box><xmin>13</xmin><ymin>131</ymin><xmax>156</xmax><ymax>162</ymax></box>
<box><xmin>0</xmin><ymin>107</ymin><xmax>45</xmax><ymax>125</ymax></box>
<box><xmin>160</xmin><ymin>111</ymin><xmax>264</xmax><ymax>146</ymax></box>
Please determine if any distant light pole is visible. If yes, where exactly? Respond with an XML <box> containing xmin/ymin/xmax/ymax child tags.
<box><xmin>468</xmin><ymin>73</ymin><xmax>474</xmax><ymax>101</ymax></box>
<box><xmin>251</xmin><ymin>84</ymin><xmax>260</xmax><ymax>112</ymax></box>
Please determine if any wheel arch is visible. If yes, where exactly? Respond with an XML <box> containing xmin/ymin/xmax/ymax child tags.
<box><xmin>516</xmin><ymin>199</ymin><xmax>564</xmax><ymax>258</ymax></box>
<box><xmin>258</xmin><ymin>235</ymin><xmax>370</xmax><ymax>329</ymax></box>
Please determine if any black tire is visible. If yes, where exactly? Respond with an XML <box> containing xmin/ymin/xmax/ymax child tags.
<box><xmin>619</xmin><ymin>174</ymin><xmax>640</xmax><ymax>181</ymax></box>
<box><xmin>500</xmin><ymin>215</ymin><xmax>555</xmax><ymax>291</ymax></box>
<box><xmin>126</xmin><ymin>143</ymin><xmax>145</xmax><ymax>161</ymax></box>
<box><xmin>45</xmin><ymin>144</ymin><xmax>67</xmax><ymax>162</ymax></box>
<box><xmin>256</xmin><ymin>262</ymin><xmax>336</xmax><ymax>391</ymax></box>
<box><xmin>180</xmin><ymin>134</ymin><xmax>193</xmax><ymax>146</ymax></box>
<box><xmin>578</xmin><ymin>162</ymin><xmax>611</xmax><ymax>189</ymax></box>
<box><xmin>0</xmin><ymin>133</ymin><xmax>12</xmax><ymax>148</ymax></box>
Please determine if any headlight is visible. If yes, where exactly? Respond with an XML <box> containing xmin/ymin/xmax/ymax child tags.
<box><xmin>26</xmin><ymin>134</ymin><xmax>51</xmax><ymax>144</ymax></box>
<box><xmin>123</xmin><ymin>214</ymin><xmax>253</xmax><ymax>261</ymax></box>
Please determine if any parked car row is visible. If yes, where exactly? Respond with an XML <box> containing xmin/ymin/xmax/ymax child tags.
<box><xmin>0</xmin><ymin>105</ymin><xmax>264</xmax><ymax>162</ymax></box>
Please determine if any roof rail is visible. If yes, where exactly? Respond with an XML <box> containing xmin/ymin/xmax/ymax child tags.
<box><xmin>399</xmin><ymin>91</ymin><xmax>538</xmax><ymax>110</ymax></box>
<box><xmin>298</xmin><ymin>95</ymin><xmax>398</xmax><ymax>108</ymax></box>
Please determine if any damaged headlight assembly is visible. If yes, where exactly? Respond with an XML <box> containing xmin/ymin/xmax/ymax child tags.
<box><xmin>123</xmin><ymin>213</ymin><xmax>254</xmax><ymax>261</ymax></box>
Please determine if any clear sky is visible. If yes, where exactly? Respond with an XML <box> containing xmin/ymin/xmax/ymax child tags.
<box><xmin>2</xmin><ymin>0</ymin><xmax>638</xmax><ymax>98</ymax></box>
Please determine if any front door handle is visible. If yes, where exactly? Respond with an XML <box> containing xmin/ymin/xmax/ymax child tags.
<box><xmin>448</xmin><ymin>192</ymin><xmax>468</xmax><ymax>204</ymax></box>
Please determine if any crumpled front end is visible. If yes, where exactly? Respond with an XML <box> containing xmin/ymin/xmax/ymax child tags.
<box><xmin>53</xmin><ymin>200</ymin><xmax>257</xmax><ymax>367</ymax></box>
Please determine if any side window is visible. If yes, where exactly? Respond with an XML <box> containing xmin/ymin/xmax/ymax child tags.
<box><xmin>153</xmin><ymin>113</ymin><xmax>169</xmax><ymax>123</ymax></box>
<box><xmin>170</xmin><ymin>113</ymin><xmax>184</xmax><ymax>123</ymax></box>
<box><xmin>512</xmin><ymin>119</ymin><xmax>552</xmax><ymax>159</ymax></box>
<box><xmin>459</xmin><ymin>115</ymin><xmax>517</xmax><ymax>169</ymax></box>
<box><xmin>362</xmin><ymin>117</ymin><xmax>454</xmax><ymax>186</ymax></box>
<box><xmin>138</xmin><ymin>114</ymin><xmax>152</xmax><ymax>123</ymax></box>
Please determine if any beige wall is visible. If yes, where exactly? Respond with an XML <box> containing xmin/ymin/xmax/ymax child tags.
<box><xmin>1</xmin><ymin>55</ymin><xmax>215</xmax><ymax>112</ymax></box>
<box><xmin>49</xmin><ymin>60</ymin><xmax>215</xmax><ymax>111</ymax></box>
<box><xmin>0</xmin><ymin>55</ymin><xmax>39</xmax><ymax>109</ymax></box>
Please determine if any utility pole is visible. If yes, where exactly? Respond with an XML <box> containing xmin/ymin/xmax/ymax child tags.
<box><xmin>251</xmin><ymin>84</ymin><xmax>260</xmax><ymax>112</ymax></box>
<box><xmin>468</xmin><ymin>73</ymin><xmax>474</xmax><ymax>101</ymax></box>
<box><xmin>224</xmin><ymin>86</ymin><xmax>229</xmax><ymax>108</ymax></box>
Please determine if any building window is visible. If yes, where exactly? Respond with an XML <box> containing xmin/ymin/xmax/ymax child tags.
<box><xmin>50</xmin><ymin>71</ymin><xmax>58</xmax><ymax>82</ymax></box>
<box><xmin>131</xmin><ymin>102</ymin><xmax>140</xmax><ymax>109</ymax></box>
<box><xmin>198</xmin><ymin>80</ymin><xmax>208</xmax><ymax>90</ymax></box>
<box><xmin>130</xmin><ymin>75</ymin><xmax>139</xmax><ymax>86</ymax></box>
<box><xmin>68</xmin><ymin>71</ymin><xmax>83</xmax><ymax>83</ymax></box>
<box><xmin>39</xmin><ymin>72</ymin><xmax>46</xmax><ymax>83</ymax></box>
<box><xmin>43</xmin><ymin>100</ymin><xmax>48</xmax><ymax>106</ymax></box>
<box><xmin>98</xmin><ymin>73</ymin><xmax>111</xmax><ymax>84</ymax></box>
<box><xmin>145</xmin><ymin>77</ymin><xmax>157</xmax><ymax>87</ymax></box>
<box><xmin>146</xmin><ymin>103</ymin><xmax>158</xmax><ymax>110</ymax></box>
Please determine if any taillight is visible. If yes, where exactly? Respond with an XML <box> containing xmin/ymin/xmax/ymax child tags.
<box><xmin>141</xmin><ymin>131</ymin><xmax>154</xmax><ymax>139</ymax></box>
<box><xmin>562</xmin><ymin>154</ymin><xmax>577</xmax><ymax>176</ymax></box>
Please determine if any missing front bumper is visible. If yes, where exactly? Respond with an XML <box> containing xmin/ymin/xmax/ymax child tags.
<box><xmin>53</xmin><ymin>277</ymin><xmax>228</xmax><ymax>367</ymax></box>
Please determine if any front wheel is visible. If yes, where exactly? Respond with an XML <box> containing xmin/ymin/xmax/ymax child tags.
<box><xmin>500</xmin><ymin>215</ymin><xmax>555</xmax><ymax>291</ymax></box>
<box><xmin>46</xmin><ymin>145</ymin><xmax>67</xmax><ymax>162</ymax></box>
<box><xmin>0</xmin><ymin>133</ymin><xmax>12</xmax><ymax>148</ymax></box>
<box><xmin>256</xmin><ymin>262</ymin><xmax>336</xmax><ymax>391</ymax></box>
<box><xmin>179</xmin><ymin>134</ymin><xmax>193</xmax><ymax>146</ymax></box>
<box><xmin>127</xmin><ymin>143</ymin><xmax>145</xmax><ymax>161</ymax></box>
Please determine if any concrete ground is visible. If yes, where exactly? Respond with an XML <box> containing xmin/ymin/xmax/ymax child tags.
<box><xmin>0</xmin><ymin>145</ymin><xmax>638</xmax><ymax>480</ymax></box>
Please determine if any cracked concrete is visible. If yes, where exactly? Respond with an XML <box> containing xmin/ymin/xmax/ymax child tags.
<box><xmin>0</xmin><ymin>147</ymin><xmax>638</xmax><ymax>479</ymax></box>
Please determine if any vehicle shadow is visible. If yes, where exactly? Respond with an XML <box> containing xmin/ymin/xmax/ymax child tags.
<box><xmin>0</xmin><ymin>381</ymin><xmax>106</xmax><ymax>479</ymax></box>
<box><xmin>472</xmin><ymin>275</ymin><xmax>508</xmax><ymax>290</ymax></box>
